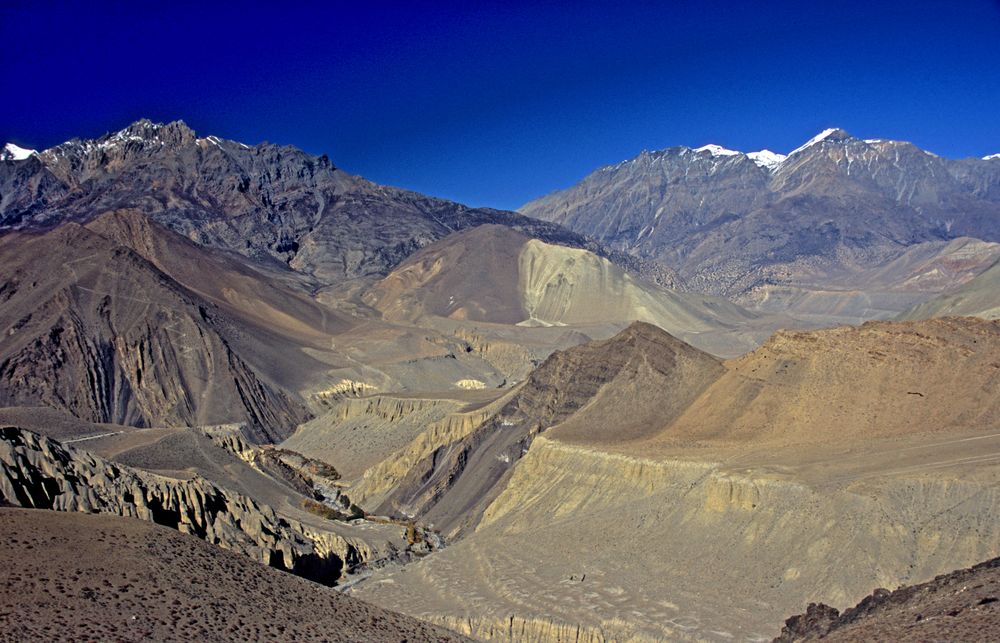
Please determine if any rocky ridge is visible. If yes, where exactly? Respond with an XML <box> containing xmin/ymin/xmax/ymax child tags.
<box><xmin>0</xmin><ymin>426</ymin><xmax>362</xmax><ymax>585</ymax></box>
<box><xmin>775</xmin><ymin>557</ymin><xmax>1000</xmax><ymax>642</ymax></box>
<box><xmin>0</xmin><ymin>218</ymin><xmax>313</xmax><ymax>442</ymax></box>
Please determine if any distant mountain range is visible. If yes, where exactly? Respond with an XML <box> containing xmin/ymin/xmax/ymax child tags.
<box><xmin>520</xmin><ymin>128</ymin><xmax>1000</xmax><ymax>303</ymax></box>
<box><xmin>0</xmin><ymin>119</ymin><xmax>675</xmax><ymax>288</ymax></box>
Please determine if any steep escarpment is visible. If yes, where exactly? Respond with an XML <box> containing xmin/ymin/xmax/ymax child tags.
<box><xmin>356</xmin><ymin>317</ymin><xmax>1000</xmax><ymax>640</ymax></box>
<box><xmin>0</xmin><ymin>221</ymin><xmax>312</xmax><ymax>442</ymax></box>
<box><xmin>0</xmin><ymin>426</ymin><xmax>362</xmax><ymax>585</ymax></box>
<box><xmin>359</xmin><ymin>435</ymin><xmax>1000</xmax><ymax>641</ymax></box>
<box><xmin>284</xmin><ymin>394</ymin><xmax>482</xmax><ymax>481</ymax></box>
<box><xmin>357</xmin><ymin>322</ymin><xmax>723</xmax><ymax>537</ymax></box>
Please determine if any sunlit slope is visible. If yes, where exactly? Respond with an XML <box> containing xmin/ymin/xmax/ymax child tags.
<box><xmin>366</xmin><ymin>224</ymin><xmax>754</xmax><ymax>336</ymax></box>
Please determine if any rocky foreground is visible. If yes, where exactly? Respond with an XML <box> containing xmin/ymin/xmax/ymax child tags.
<box><xmin>776</xmin><ymin>557</ymin><xmax>1000</xmax><ymax>642</ymax></box>
<box><xmin>0</xmin><ymin>508</ymin><xmax>465</xmax><ymax>642</ymax></box>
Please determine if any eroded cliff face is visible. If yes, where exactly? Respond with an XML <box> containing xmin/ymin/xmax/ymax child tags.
<box><xmin>0</xmin><ymin>426</ymin><xmax>360</xmax><ymax>585</ymax></box>
<box><xmin>358</xmin><ymin>436</ymin><xmax>1000</xmax><ymax>641</ymax></box>
<box><xmin>351</xmin><ymin>322</ymin><xmax>723</xmax><ymax>538</ymax></box>
<box><xmin>0</xmin><ymin>223</ymin><xmax>312</xmax><ymax>443</ymax></box>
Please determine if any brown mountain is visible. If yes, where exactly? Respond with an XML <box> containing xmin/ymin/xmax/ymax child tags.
<box><xmin>364</xmin><ymin>224</ymin><xmax>753</xmax><ymax>337</ymax></box>
<box><xmin>0</xmin><ymin>214</ymin><xmax>319</xmax><ymax>441</ymax></box>
<box><xmin>355</xmin><ymin>321</ymin><xmax>724</xmax><ymax>537</ymax></box>
<box><xmin>350</xmin><ymin>317</ymin><xmax>1000</xmax><ymax>640</ymax></box>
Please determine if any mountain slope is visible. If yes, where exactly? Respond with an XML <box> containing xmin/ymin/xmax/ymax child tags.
<box><xmin>353</xmin><ymin>322</ymin><xmax>724</xmax><ymax>537</ymax></box>
<box><xmin>0</xmin><ymin>219</ymin><xmax>313</xmax><ymax>441</ymax></box>
<box><xmin>520</xmin><ymin>130</ymin><xmax>1000</xmax><ymax>302</ymax></box>
<box><xmin>899</xmin><ymin>257</ymin><xmax>1000</xmax><ymax>320</ymax></box>
<box><xmin>355</xmin><ymin>317</ymin><xmax>1000</xmax><ymax>641</ymax></box>
<box><xmin>0</xmin><ymin>119</ymin><xmax>676</xmax><ymax>287</ymax></box>
<box><xmin>0</xmin><ymin>508</ymin><xmax>464</xmax><ymax>642</ymax></box>
<box><xmin>364</xmin><ymin>224</ymin><xmax>755</xmax><ymax>350</ymax></box>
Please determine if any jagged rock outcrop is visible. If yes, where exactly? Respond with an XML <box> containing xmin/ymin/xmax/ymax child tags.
<box><xmin>520</xmin><ymin>129</ymin><xmax>1000</xmax><ymax>301</ymax></box>
<box><xmin>0</xmin><ymin>119</ymin><xmax>675</xmax><ymax>287</ymax></box>
<box><xmin>0</xmin><ymin>426</ymin><xmax>359</xmax><ymax>585</ymax></box>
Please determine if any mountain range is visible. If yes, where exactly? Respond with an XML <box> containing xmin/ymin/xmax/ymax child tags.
<box><xmin>0</xmin><ymin>119</ymin><xmax>676</xmax><ymax>288</ymax></box>
<box><xmin>520</xmin><ymin>128</ymin><xmax>1000</xmax><ymax>315</ymax></box>
<box><xmin>3</xmin><ymin>119</ymin><xmax>1000</xmax><ymax>641</ymax></box>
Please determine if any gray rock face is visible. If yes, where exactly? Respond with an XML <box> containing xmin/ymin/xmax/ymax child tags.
<box><xmin>0</xmin><ymin>426</ymin><xmax>358</xmax><ymax>585</ymax></box>
<box><xmin>0</xmin><ymin>119</ymin><xmax>676</xmax><ymax>287</ymax></box>
<box><xmin>520</xmin><ymin>130</ymin><xmax>1000</xmax><ymax>298</ymax></box>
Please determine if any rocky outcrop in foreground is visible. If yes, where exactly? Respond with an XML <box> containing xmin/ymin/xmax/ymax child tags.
<box><xmin>0</xmin><ymin>426</ymin><xmax>358</xmax><ymax>585</ymax></box>
<box><xmin>0</xmin><ymin>508</ymin><xmax>468</xmax><ymax>642</ymax></box>
<box><xmin>776</xmin><ymin>557</ymin><xmax>1000</xmax><ymax>641</ymax></box>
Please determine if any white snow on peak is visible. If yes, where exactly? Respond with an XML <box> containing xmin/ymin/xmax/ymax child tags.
<box><xmin>694</xmin><ymin>144</ymin><xmax>740</xmax><ymax>157</ymax></box>
<box><xmin>2</xmin><ymin>143</ymin><xmax>37</xmax><ymax>161</ymax></box>
<box><xmin>984</xmin><ymin>153</ymin><xmax>1000</xmax><ymax>160</ymax></box>
<box><xmin>747</xmin><ymin>149</ymin><xmax>787</xmax><ymax>171</ymax></box>
<box><xmin>198</xmin><ymin>135</ymin><xmax>224</xmax><ymax>147</ymax></box>
<box><xmin>788</xmin><ymin>128</ymin><xmax>842</xmax><ymax>156</ymax></box>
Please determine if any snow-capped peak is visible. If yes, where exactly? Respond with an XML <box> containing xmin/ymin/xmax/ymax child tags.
<box><xmin>984</xmin><ymin>153</ymin><xmax>1000</xmax><ymax>161</ymax></box>
<box><xmin>747</xmin><ymin>149</ymin><xmax>787</xmax><ymax>171</ymax></box>
<box><xmin>1</xmin><ymin>142</ymin><xmax>37</xmax><ymax>161</ymax></box>
<box><xmin>694</xmin><ymin>144</ymin><xmax>740</xmax><ymax>157</ymax></box>
<box><xmin>787</xmin><ymin>128</ymin><xmax>850</xmax><ymax>157</ymax></box>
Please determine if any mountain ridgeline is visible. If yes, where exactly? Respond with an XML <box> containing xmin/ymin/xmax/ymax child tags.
<box><xmin>520</xmin><ymin>129</ymin><xmax>1000</xmax><ymax>301</ymax></box>
<box><xmin>0</xmin><ymin>119</ymin><xmax>676</xmax><ymax>288</ymax></box>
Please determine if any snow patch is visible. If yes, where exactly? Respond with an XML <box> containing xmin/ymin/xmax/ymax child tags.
<box><xmin>984</xmin><ymin>153</ymin><xmax>1000</xmax><ymax>160</ymax></box>
<box><xmin>2</xmin><ymin>143</ymin><xmax>37</xmax><ymax>161</ymax></box>
<box><xmin>694</xmin><ymin>144</ymin><xmax>740</xmax><ymax>157</ymax></box>
<box><xmin>747</xmin><ymin>149</ymin><xmax>786</xmax><ymax>170</ymax></box>
<box><xmin>788</xmin><ymin>128</ymin><xmax>842</xmax><ymax>156</ymax></box>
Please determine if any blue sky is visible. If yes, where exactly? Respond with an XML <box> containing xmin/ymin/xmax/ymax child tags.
<box><xmin>2</xmin><ymin>0</ymin><xmax>999</xmax><ymax>209</ymax></box>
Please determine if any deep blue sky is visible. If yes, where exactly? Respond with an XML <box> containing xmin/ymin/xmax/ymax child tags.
<box><xmin>2</xmin><ymin>1</ymin><xmax>999</xmax><ymax>209</ymax></box>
